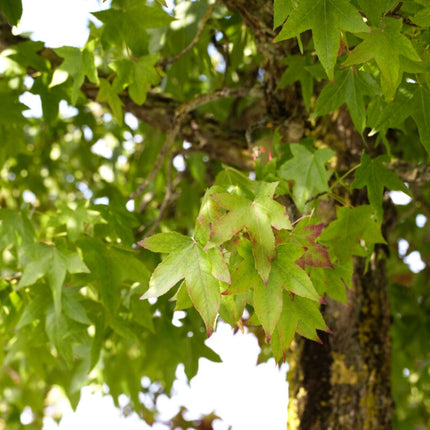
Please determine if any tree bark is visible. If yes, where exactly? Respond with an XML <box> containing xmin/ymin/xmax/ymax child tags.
<box><xmin>287</xmin><ymin>251</ymin><xmax>393</xmax><ymax>429</ymax></box>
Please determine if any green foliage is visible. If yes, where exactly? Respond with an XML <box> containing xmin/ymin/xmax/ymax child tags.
<box><xmin>0</xmin><ymin>0</ymin><xmax>429</xmax><ymax>428</ymax></box>
<box><xmin>275</xmin><ymin>0</ymin><xmax>369</xmax><ymax>79</ymax></box>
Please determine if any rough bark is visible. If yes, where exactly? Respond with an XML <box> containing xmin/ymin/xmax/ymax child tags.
<box><xmin>288</xmin><ymin>251</ymin><xmax>393</xmax><ymax>430</ymax></box>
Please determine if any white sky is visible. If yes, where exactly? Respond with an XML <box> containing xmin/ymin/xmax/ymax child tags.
<box><xmin>15</xmin><ymin>2</ymin><xmax>290</xmax><ymax>429</ymax></box>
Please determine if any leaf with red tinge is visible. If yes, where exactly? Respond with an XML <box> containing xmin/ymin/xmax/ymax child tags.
<box><xmin>194</xmin><ymin>185</ymin><xmax>225</xmax><ymax>245</ymax></box>
<box><xmin>207</xmin><ymin>186</ymin><xmax>291</xmax><ymax>282</ymax></box>
<box><xmin>292</xmin><ymin>221</ymin><xmax>333</xmax><ymax>269</ymax></box>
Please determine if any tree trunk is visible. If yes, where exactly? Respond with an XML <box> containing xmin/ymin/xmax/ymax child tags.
<box><xmin>287</xmin><ymin>251</ymin><xmax>393</xmax><ymax>429</ymax></box>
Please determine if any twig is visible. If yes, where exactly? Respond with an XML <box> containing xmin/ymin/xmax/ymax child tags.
<box><xmin>127</xmin><ymin>86</ymin><xmax>262</xmax><ymax>200</ymax></box>
<box><xmin>158</xmin><ymin>0</ymin><xmax>221</xmax><ymax>68</ymax></box>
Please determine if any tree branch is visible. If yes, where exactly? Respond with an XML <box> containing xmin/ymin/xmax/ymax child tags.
<box><xmin>126</xmin><ymin>86</ymin><xmax>262</xmax><ymax>199</ymax></box>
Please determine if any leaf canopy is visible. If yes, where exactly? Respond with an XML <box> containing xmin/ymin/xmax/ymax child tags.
<box><xmin>0</xmin><ymin>0</ymin><xmax>429</xmax><ymax>428</ymax></box>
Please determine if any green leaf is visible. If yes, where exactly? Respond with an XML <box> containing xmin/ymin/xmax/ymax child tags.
<box><xmin>139</xmin><ymin>231</ymin><xmax>192</xmax><ymax>253</ymax></box>
<box><xmin>5</xmin><ymin>41</ymin><xmax>49</xmax><ymax>72</ymax></box>
<box><xmin>272</xmin><ymin>292</ymin><xmax>328</xmax><ymax>361</ymax></box>
<box><xmin>97</xmin><ymin>78</ymin><xmax>124</xmax><ymax>125</ymax></box>
<box><xmin>273</xmin><ymin>0</ymin><xmax>294</xmax><ymax>29</ymax></box>
<box><xmin>208</xmin><ymin>187</ymin><xmax>291</xmax><ymax>282</ymax></box>
<box><xmin>343</xmin><ymin>18</ymin><xmax>421</xmax><ymax>98</ymax></box>
<box><xmin>356</xmin><ymin>0</ymin><xmax>399</xmax><ymax>25</ymax></box>
<box><xmin>18</xmin><ymin>244</ymin><xmax>89</xmax><ymax>318</ymax></box>
<box><xmin>411</xmin><ymin>3</ymin><xmax>430</xmax><ymax>26</ymax></box>
<box><xmin>0</xmin><ymin>92</ymin><xmax>28</xmax><ymax>125</ymax></box>
<box><xmin>312</xmin><ymin>68</ymin><xmax>378</xmax><ymax>132</ymax></box>
<box><xmin>275</xmin><ymin>0</ymin><xmax>369</xmax><ymax>79</ymax></box>
<box><xmin>194</xmin><ymin>185</ymin><xmax>225</xmax><ymax>244</ymax></box>
<box><xmin>369</xmin><ymin>82</ymin><xmax>430</xmax><ymax>154</ymax></box>
<box><xmin>53</xmin><ymin>202</ymin><xmax>101</xmax><ymax>242</ymax></box>
<box><xmin>219</xmin><ymin>293</ymin><xmax>248</xmax><ymax>327</ymax></box>
<box><xmin>141</xmin><ymin>246</ymin><xmax>191</xmax><ymax>300</ymax></box>
<box><xmin>63</xmin><ymin>288</ymin><xmax>92</xmax><ymax>325</ymax></box>
<box><xmin>16</xmin><ymin>291</ymin><xmax>51</xmax><ymax>329</ymax></box>
<box><xmin>92</xmin><ymin>1</ymin><xmax>173</xmax><ymax>56</ymax></box>
<box><xmin>270</xmin><ymin>243</ymin><xmax>321</xmax><ymax>301</ymax></box>
<box><xmin>214</xmin><ymin>166</ymin><xmax>260</xmax><ymax>197</ymax></box>
<box><xmin>352</xmin><ymin>153</ymin><xmax>411</xmax><ymax>220</ymax></box>
<box><xmin>0</xmin><ymin>0</ymin><xmax>22</xmax><ymax>25</ymax></box>
<box><xmin>110</xmin><ymin>54</ymin><xmax>161</xmax><ymax>105</ymax></box>
<box><xmin>319</xmin><ymin>205</ymin><xmax>386</xmax><ymax>263</ymax></box>
<box><xmin>51</xmin><ymin>45</ymin><xmax>99</xmax><ymax>105</ymax></box>
<box><xmin>45</xmin><ymin>308</ymin><xmax>73</xmax><ymax>366</ymax></box>
<box><xmin>227</xmin><ymin>241</ymin><xmax>262</xmax><ymax>295</ymax></box>
<box><xmin>280</xmin><ymin>54</ymin><xmax>314</xmax><ymax>111</ymax></box>
<box><xmin>0</xmin><ymin>209</ymin><xmax>36</xmax><ymax>250</ymax></box>
<box><xmin>253</xmin><ymin>272</ymin><xmax>283</xmax><ymax>341</ymax></box>
<box><xmin>279</xmin><ymin>144</ymin><xmax>334</xmax><ymax>212</ymax></box>
<box><xmin>141</xmin><ymin>238</ymin><xmax>223</xmax><ymax>335</ymax></box>
<box><xmin>293</xmin><ymin>295</ymin><xmax>328</xmax><ymax>340</ymax></box>
<box><xmin>310</xmin><ymin>265</ymin><xmax>348</xmax><ymax>303</ymax></box>
<box><xmin>185</xmin><ymin>245</ymin><xmax>223</xmax><ymax>336</ymax></box>
<box><xmin>129</xmin><ymin>54</ymin><xmax>161</xmax><ymax>105</ymax></box>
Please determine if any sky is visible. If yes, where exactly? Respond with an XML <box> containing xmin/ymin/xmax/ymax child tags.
<box><xmin>15</xmin><ymin>1</ymin><xmax>289</xmax><ymax>429</ymax></box>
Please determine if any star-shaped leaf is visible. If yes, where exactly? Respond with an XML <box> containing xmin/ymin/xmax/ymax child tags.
<box><xmin>343</xmin><ymin>18</ymin><xmax>421</xmax><ymax>98</ymax></box>
<box><xmin>270</xmin><ymin>243</ymin><xmax>321</xmax><ymax>301</ymax></box>
<box><xmin>319</xmin><ymin>205</ymin><xmax>386</xmax><ymax>263</ymax></box>
<box><xmin>110</xmin><ymin>54</ymin><xmax>161</xmax><ymax>105</ymax></box>
<box><xmin>271</xmin><ymin>293</ymin><xmax>329</xmax><ymax>361</ymax></box>
<box><xmin>253</xmin><ymin>271</ymin><xmax>283</xmax><ymax>342</ymax></box>
<box><xmin>279</xmin><ymin>54</ymin><xmax>315</xmax><ymax>112</ymax></box>
<box><xmin>279</xmin><ymin>144</ymin><xmax>334</xmax><ymax>212</ymax></box>
<box><xmin>312</xmin><ymin>68</ymin><xmax>379</xmax><ymax>132</ymax></box>
<box><xmin>292</xmin><ymin>221</ymin><xmax>333</xmax><ymax>269</ymax></box>
<box><xmin>273</xmin><ymin>0</ymin><xmax>294</xmax><ymax>29</ymax></box>
<box><xmin>310</xmin><ymin>262</ymin><xmax>351</xmax><ymax>303</ymax></box>
<box><xmin>357</xmin><ymin>0</ymin><xmax>399</xmax><ymax>26</ymax></box>
<box><xmin>369</xmin><ymin>82</ymin><xmax>430</xmax><ymax>154</ymax></box>
<box><xmin>140</xmin><ymin>233</ymin><xmax>226</xmax><ymax>335</ymax></box>
<box><xmin>275</xmin><ymin>0</ymin><xmax>369</xmax><ymax>79</ymax></box>
<box><xmin>208</xmin><ymin>184</ymin><xmax>291</xmax><ymax>282</ymax></box>
<box><xmin>92</xmin><ymin>1</ymin><xmax>173</xmax><ymax>56</ymax></box>
<box><xmin>411</xmin><ymin>2</ymin><xmax>430</xmax><ymax>27</ymax></box>
<box><xmin>17</xmin><ymin>243</ymin><xmax>89</xmax><ymax>318</ymax></box>
<box><xmin>97</xmin><ymin>78</ymin><xmax>124</xmax><ymax>125</ymax></box>
<box><xmin>50</xmin><ymin>44</ymin><xmax>99</xmax><ymax>105</ymax></box>
<box><xmin>352</xmin><ymin>153</ymin><xmax>411</xmax><ymax>220</ymax></box>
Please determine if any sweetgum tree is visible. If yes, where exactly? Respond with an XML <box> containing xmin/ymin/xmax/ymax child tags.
<box><xmin>0</xmin><ymin>0</ymin><xmax>429</xmax><ymax>428</ymax></box>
